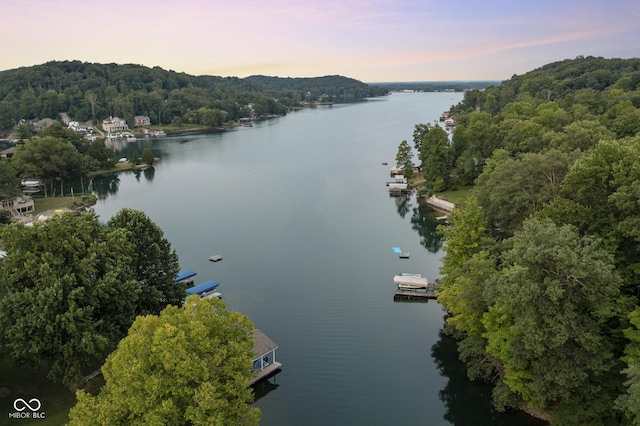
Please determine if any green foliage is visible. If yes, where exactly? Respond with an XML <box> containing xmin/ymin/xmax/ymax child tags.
<box><xmin>395</xmin><ymin>140</ymin><xmax>413</xmax><ymax>178</ymax></box>
<box><xmin>435</xmin><ymin>56</ymin><xmax>640</xmax><ymax>422</ymax></box>
<box><xmin>475</xmin><ymin>149</ymin><xmax>577</xmax><ymax>237</ymax></box>
<box><xmin>0</xmin><ymin>213</ymin><xmax>140</xmax><ymax>389</ymax></box>
<box><xmin>438</xmin><ymin>198</ymin><xmax>498</xmax><ymax>380</ymax></box>
<box><xmin>617</xmin><ymin>309</ymin><xmax>640</xmax><ymax>425</ymax></box>
<box><xmin>419</xmin><ymin>125</ymin><xmax>453</xmax><ymax>190</ymax></box>
<box><xmin>0</xmin><ymin>61</ymin><xmax>387</xmax><ymax>131</ymax></box>
<box><xmin>15</xmin><ymin>123</ymin><xmax>33</xmax><ymax>141</ymax></box>
<box><xmin>68</xmin><ymin>296</ymin><xmax>260</xmax><ymax>426</ymax></box>
<box><xmin>556</xmin><ymin>137</ymin><xmax>640</xmax><ymax>284</ymax></box>
<box><xmin>141</xmin><ymin>147</ymin><xmax>154</xmax><ymax>165</ymax></box>
<box><xmin>482</xmin><ymin>218</ymin><xmax>625</xmax><ymax>424</ymax></box>
<box><xmin>11</xmin><ymin>135</ymin><xmax>86</xmax><ymax>196</ymax></box>
<box><xmin>0</xmin><ymin>159</ymin><xmax>20</xmax><ymax>199</ymax></box>
<box><xmin>87</xmin><ymin>139</ymin><xmax>115</xmax><ymax>169</ymax></box>
<box><xmin>40</xmin><ymin>121</ymin><xmax>88</xmax><ymax>153</ymax></box>
<box><xmin>107</xmin><ymin>208</ymin><xmax>182</xmax><ymax>315</ymax></box>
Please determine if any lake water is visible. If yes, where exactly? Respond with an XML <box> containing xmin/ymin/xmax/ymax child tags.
<box><xmin>91</xmin><ymin>93</ymin><xmax>544</xmax><ymax>426</ymax></box>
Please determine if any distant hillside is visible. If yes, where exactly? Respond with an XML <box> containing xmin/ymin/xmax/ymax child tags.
<box><xmin>451</xmin><ymin>55</ymin><xmax>640</xmax><ymax>114</ymax></box>
<box><xmin>0</xmin><ymin>61</ymin><xmax>388</xmax><ymax>131</ymax></box>
<box><xmin>371</xmin><ymin>81</ymin><xmax>499</xmax><ymax>92</ymax></box>
<box><xmin>245</xmin><ymin>75</ymin><xmax>388</xmax><ymax>100</ymax></box>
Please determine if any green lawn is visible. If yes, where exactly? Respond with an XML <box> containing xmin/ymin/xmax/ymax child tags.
<box><xmin>31</xmin><ymin>194</ymin><xmax>95</xmax><ymax>216</ymax></box>
<box><xmin>434</xmin><ymin>186</ymin><xmax>474</xmax><ymax>205</ymax></box>
<box><xmin>0</xmin><ymin>356</ymin><xmax>76</xmax><ymax>425</ymax></box>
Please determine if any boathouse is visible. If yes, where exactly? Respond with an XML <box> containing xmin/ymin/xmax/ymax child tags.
<box><xmin>393</xmin><ymin>275</ymin><xmax>437</xmax><ymax>300</ymax></box>
<box><xmin>250</xmin><ymin>329</ymin><xmax>282</xmax><ymax>385</ymax></box>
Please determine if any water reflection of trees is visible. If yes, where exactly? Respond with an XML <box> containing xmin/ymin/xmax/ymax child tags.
<box><xmin>431</xmin><ymin>329</ymin><xmax>547</xmax><ymax>426</ymax></box>
<box><xmin>143</xmin><ymin>166</ymin><xmax>155</xmax><ymax>182</ymax></box>
<box><xmin>392</xmin><ymin>194</ymin><xmax>412</xmax><ymax>218</ymax></box>
<box><xmin>90</xmin><ymin>174</ymin><xmax>121</xmax><ymax>200</ymax></box>
<box><xmin>410</xmin><ymin>200</ymin><xmax>443</xmax><ymax>253</ymax></box>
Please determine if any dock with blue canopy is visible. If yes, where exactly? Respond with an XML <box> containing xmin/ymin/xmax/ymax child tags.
<box><xmin>175</xmin><ymin>269</ymin><xmax>197</xmax><ymax>283</ymax></box>
<box><xmin>185</xmin><ymin>280</ymin><xmax>221</xmax><ymax>298</ymax></box>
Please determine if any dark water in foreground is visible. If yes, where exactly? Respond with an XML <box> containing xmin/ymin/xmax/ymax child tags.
<box><xmin>91</xmin><ymin>93</ymin><xmax>545</xmax><ymax>425</ymax></box>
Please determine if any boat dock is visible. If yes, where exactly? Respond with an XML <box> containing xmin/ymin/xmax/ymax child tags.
<box><xmin>393</xmin><ymin>275</ymin><xmax>437</xmax><ymax>300</ymax></box>
<box><xmin>250</xmin><ymin>329</ymin><xmax>282</xmax><ymax>385</ymax></box>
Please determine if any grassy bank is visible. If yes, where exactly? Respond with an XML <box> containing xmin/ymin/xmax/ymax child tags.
<box><xmin>0</xmin><ymin>356</ymin><xmax>76</xmax><ymax>425</ymax></box>
<box><xmin>433</xmin><ymin>186</ymin><xmax>474</xmax><ymax>205</ymax></box>
<box><xmin>31</xmin><ymin>194</ymin><xmax>96</xmax><ymax>216</ymax></box>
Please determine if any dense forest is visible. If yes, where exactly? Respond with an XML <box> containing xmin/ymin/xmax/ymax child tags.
<box><xmin>413</xmin><ymin>56</ymin><xmax>640</xmax><ymax>425</ymax></box>
<box><xmin>0</xmin><ymin>61</ymin><xmax>389</xmax><ymax>132</ymax></box>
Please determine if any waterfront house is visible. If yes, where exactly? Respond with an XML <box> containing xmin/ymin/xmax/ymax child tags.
<box><xmin>102</xmin><ymin>116</ymin><xmax>128</xmax><ymax>132</ymax></box>
<box><xmin>1</xmin><ymin>195</ymin><xmax>34</xmax><ymax>216</ymax></box>
<box><xmin>134</xmin><ymin>115</ymin><xmax>151</xmax><ymax>127</ymax></box>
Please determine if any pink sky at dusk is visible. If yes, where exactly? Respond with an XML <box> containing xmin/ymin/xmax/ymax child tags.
<box><xmin>2</xmin><ymin>0</ymin><xmax>639</xmax><ymax>82</ymax></box>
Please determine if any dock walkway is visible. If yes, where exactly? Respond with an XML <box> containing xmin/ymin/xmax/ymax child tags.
<box><xmin>425</xmin><ymin>195</ymin><xmax>454</xmax><ymax>213</ymax></box>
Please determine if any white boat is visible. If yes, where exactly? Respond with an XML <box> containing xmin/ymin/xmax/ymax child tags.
<box><xmin>399</xmin><ymin>273</ymin><xmax>422</xmax><ymax>278</ymax></box>
<box><xmin>21</xmin><ymin>179</ymin><xmax>42</xmax><ymax>193</ymax></box>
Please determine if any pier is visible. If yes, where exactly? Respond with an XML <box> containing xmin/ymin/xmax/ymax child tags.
<box><xmin>393</xmin><ymin>275</ymin><xmax>438</xmax><ymax>300</ymax></box>
<box><xmin>425</xmin><ymin>195</ymin><xmax>454</xmax><ymax>213</ymax></box>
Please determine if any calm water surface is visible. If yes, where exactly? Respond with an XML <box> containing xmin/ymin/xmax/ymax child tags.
<box><xmin>91</xmin><ymin>93</ymin><xmax>544</xmax><ymax>426</ymax></box>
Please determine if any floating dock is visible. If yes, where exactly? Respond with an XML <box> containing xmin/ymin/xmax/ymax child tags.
<box><xmin>393</xmin><ymin>275</ymin><xmax>437</xmax><ymax>300</ymax></box>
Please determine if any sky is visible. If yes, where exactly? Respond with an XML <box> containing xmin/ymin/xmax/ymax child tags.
<box><xmin>1</xmin><ymin>0</ymin><xmax>639</xmax><ymax>82</ymax></box>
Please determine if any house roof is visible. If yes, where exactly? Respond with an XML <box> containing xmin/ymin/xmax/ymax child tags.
<box><xmin>253</xmin><ymin>329</ymin><xmax>278</xmax><ymax>358</ymax></box>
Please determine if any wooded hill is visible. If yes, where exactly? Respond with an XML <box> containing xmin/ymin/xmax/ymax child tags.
<box><xmin>424</xmin><ymin>56</ymin><xmax>640</xmax><ymax>425</ymax></box>
<box><xmin>0</xmin><ymin>61</ymin><xmax>389</xmax><ymax>131</ymax></box>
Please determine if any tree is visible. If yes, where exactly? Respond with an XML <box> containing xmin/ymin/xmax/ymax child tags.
<box><xmin>40</xmin><ymin>121</ymin><xmax>88</xmax><ymax>154</ymax></box>
<box><xmin>555</xmin><ymin>137</ymin><xmax>640</xmax><ymax>285</ymax></box>
<box><xmin>475</xmin><ymin>149</ymin><xmax>576</xmax><ymax>237</ymax></box>
<box><xmin>482</xmin><ymin>218</ymin><xmax>625</xmax><ymax>424</ymax></box>
<box><xmin>107</xmin><ymin>208</ymin><xmax>182</xmax><ymax>315</ymax></box>
<box><xmin>437</xmin><ymin>197</ymin><xmax>498</xmax><ymax>380</ymax></box>
<box><xmin>141</xmin><ymin>147</ymin><xmax>154</xmax><ymax>165</ymax></box>
<box><xmin>412</xmin><ymin>123</ymin><xmax>431</xmax><ymax>150</ymax></box>
<box><xmin>68</xmin><ymin>296</ymin><xmax>260</xmax><ymax>426</ymax></box>
<box><xmin>15</xmin><ymin>123</ymin><xmax>33</xmax><ymax>142</ymax></box>
<box><xmin>0</xmin><ymin>213</ymin><xmax>141</xmax><ymax>389</ymax></box>
<box><xmin>419</xmin><ymin>125</ymin><xmax>453</xmax><ymax>191</ymax></box>
<box><xmin>0</xmin><ymin>160</ymin><xmax>20</xmax><ymax>200</ymax></box>
<box><xmin>617</xmin><ymin>308</ymin><xmax>640</xmax><ymax>425</ymax></box>
<box><xmin>88</xmin><ymin>139</ymin><xmax>116</xmax><ymax>169</ymax></box>
<box><xmin>11</xmin><ymin>136</ymin><xmax>85</xmax><ymax>197</ymax></box>
<box><xmin>395</xmin><ymin>140</ymin><xmax>413</xmax><ymax>178</ymax></box>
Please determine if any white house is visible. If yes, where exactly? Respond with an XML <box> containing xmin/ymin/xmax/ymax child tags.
<box><xmin>102</xmin><ymin>116</ymin><xmax>128</xmax><ymax>132</ymax></box>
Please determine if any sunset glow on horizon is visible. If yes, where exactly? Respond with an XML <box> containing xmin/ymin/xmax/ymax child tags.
<box><xmin>2</xmin><ymin>0</ymin><xmax>639</xmax><ymax>82</ymax></box>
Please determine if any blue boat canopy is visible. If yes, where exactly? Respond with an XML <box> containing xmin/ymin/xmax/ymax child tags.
<box><xmin>392</xmin><ymin>247</ymin><xmax>402</xmax><ymax>254</ymax></box>
<box><xmin>185</xmin><ymin>280</ymin><xmax>221</xmax><ymax>296</ymax></box>
<box><xmin>175</xmin><ymin>269</ymin><xmax>197</xmax><ymax>282</ymax></box>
